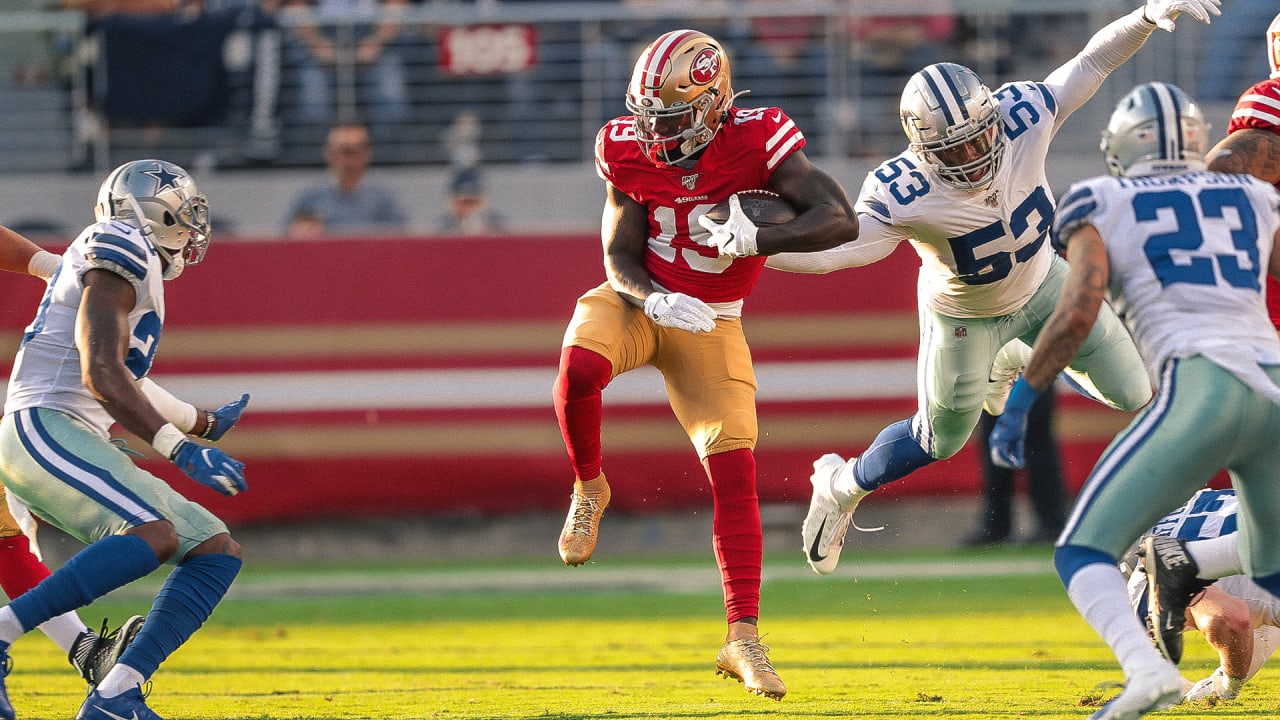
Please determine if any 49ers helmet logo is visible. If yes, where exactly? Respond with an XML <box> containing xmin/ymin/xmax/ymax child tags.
<box><xmin>690</xmin><ymin>48</ymin><xmax>720</xmax><ymax>84</ymax></box>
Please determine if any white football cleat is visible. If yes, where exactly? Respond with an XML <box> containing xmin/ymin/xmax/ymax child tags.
<box><xmin>1089</xmin><ymin>664</ymin><xmax>1184</xmax><ymax>720</ymax></box>
<box><xmin>1184</xmin><ymin>667</ymin><xmax>1241</xmax><ymax>702</ymax></box>
<box><xmin>802</xmin><ymin>453</ymin><xmax>870</xmax><ymax>575</ymax></box>
<box><xmin>983</xmin><ymin>341</ymin><xmax>1032</xmax><ymax>416</ymax></box>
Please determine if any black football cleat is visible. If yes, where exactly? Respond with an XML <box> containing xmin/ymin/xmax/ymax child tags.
<box><xmin>1142</xmin><ymin>535</ymin><xmax>1210</xmax><ymax>664</ymax></box>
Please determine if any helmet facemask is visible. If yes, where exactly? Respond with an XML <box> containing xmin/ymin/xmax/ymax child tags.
<box><xmin>626</xmin><ymin>30</ymin><xmax>734</xmax><ymax>168</ymax></box>
<box><xmin>900</xmin><ymin>63</ymin><xmax>1006</xmax><ymax>191</ymax></box>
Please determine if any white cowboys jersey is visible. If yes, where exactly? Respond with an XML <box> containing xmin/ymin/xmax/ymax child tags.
<box><xmin>1148</xmin><ymin>488</ymin><xmax>1239</xmax><ymax>541</ymax></box>
<box><xmin>857</xmin><ymin>81</ymin><xmax>1060</xmax><ymax>318</ymax></box>
<box><xmin>1055</xmin><ymin>170</ymin><xmax>1280</xmax><ymax>395</ymax></box>
<box><xmin>5</xmin><ymin>220</ymin><xmax>168</xmax><ymax>438</ymax></box>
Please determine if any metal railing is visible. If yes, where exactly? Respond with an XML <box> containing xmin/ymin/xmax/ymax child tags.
<box><xmin>0</xmin><ymin>0</ymin><xmax>1259</xmax><ymax>175</ymax></box>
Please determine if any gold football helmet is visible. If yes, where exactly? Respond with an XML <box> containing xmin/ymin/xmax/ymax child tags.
<box><xmin>625</xmin><ymin>29</ymin><xmax>734</xmax><ymax>168</ymax></box>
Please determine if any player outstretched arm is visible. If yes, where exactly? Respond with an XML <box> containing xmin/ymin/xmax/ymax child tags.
<box><xmin>0</xmin><ymin>225</ymin><xmax>60</xmax><ymax>279</ymax></box>
<box><xmin>764</xmin><ymin>214</ymin><xmax>901</xmax><ymax>274</ymax></box>
<box><xmin>1043</xmin><ymin>0</ymin><xmax>1219</xmax><ymax>128</ymax></box>
<box><xmin>1208</xmin><ymin>130</ymin><xmax>1280</xmax><ymax>184</ymax></box>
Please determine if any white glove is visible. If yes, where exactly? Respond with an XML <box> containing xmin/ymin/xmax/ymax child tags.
<box><xmin>1185</xmin><ymin>666</ymin><xmax>1243</xmax><ymax>702</ymax></box>
<box><xmin>1142</xmin><ymin>0</ymin><xmax>1220</xmax><ymax>31</ymax></box>
<box><xmin>642</xmin><ymin>292</ymin><xmax>717</xmax><ymax>333</ymax></box>
<box><xmin>697</xmin><ymin>195</ymin><xmax>759</xmax><ymax>257</ymax></box>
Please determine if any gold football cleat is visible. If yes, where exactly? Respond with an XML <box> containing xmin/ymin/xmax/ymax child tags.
<box><xmin>715</xmin><ymin>637</ymin><xmax>787</xmax><ymax>700</ymax></box>
<box><xmin>557</xmin><ymin>474</ymin><xmax>610</xmax><ymax>566</ymax></box>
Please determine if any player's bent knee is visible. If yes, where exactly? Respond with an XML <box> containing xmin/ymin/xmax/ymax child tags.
<box><xmin>929</xmin><ymin>434</ymin><xmax>969</xmax><ymax>460</ymax></box>
<box><xmin>185</xmin><ymin>532</ymin><xmax>241</xmax><ymax>561</ymax></box>
<box><xmin>1114</xmin><ymin>386</ymin><xmax>1153</xmax><ymax>412</ymax></box>
<box><xmin>126</xmin><ymin>520</ymin><xmax>180</xmax><ymax>564</ymax></box>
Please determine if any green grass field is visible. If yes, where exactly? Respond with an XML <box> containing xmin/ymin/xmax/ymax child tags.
<box><xmin>5</xmin><ymin>548</ymin><xmax>1274</xmax><ymax>719</ymax></box>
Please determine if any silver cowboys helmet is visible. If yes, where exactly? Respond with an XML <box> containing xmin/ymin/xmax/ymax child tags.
<box><xmin>94</xmin><ymin>159</ymin><xmax>210</xmax><ymax>279</ymax></box>
<box><xmin>1101</xmin><ymin>82</ymin><xmax>1209</xmax><ymax>178</ymax></box>
<box><xmin>900</xmin><ymin>62</ymin><xmax>1005</xmax><ymax>190</ymax></box>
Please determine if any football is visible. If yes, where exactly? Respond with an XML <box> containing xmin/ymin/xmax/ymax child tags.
<box><xmin>704</xmin><ymin>190</ymin><xmax>798</xmax><ymax>227</ymax></box>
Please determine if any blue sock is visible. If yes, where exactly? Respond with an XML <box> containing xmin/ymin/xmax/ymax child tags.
<box><xmin>9</xmin><ymin>535</ymin><xmax>159</xmax><ymax>633</ymax></box>
<box><xmin>1054</xmin><ymin>544</ymin><xmax>1116</xmax><ymax>588</ymax></box>
<box><xmin>1254</xmin><ymin>570</ymin><xmax>1280</xmax><ymax>600</ymax></box>
<box><xmin>119</xmin><ymin>553</ymin><xmax>241</xmax><ymax>679</ymax></box>
<box><xmin>854</xmin><ymin>419</ymin><xmax>935</xmax><ymax>491</ymax></box>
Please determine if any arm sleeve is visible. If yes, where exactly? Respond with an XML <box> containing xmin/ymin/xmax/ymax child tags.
<box><xmin>137</xmin><ymin>377</ymin><xmax>198</xmax><ymax>433</ymax></box>
<box><xmin>1042</xmin><ymin>8</ymin><xmax>1155</xmax><ymax>128</ymax></box>
<box><xmin>765</xmin><ymin>213</ymin><xmax>903</xmax><ymax>273</ymax></box>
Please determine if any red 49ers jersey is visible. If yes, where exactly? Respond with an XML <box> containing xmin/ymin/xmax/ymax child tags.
<box><xmin>594</xmin><ymin>106</ymin><xmax>805</xmax><ymax>304</ymax></box>
<box><xmin>1227</xmin><ymin>77</ymin><xmax>1280</xmax><ymax>329</ymax></box>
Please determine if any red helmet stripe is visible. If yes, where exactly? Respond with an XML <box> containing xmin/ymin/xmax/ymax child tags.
<box><xmin>637</xmin><ymin>29</ymin><xmax>698</xmax><ymax>99</ymax></box>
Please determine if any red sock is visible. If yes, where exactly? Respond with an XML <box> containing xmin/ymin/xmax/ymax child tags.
<box><xmin>0</xmin><ymin>534</ymin><xmax>51</xmax><ymax>599</ymax></box>
<box><xmin>552</xmin><ymin>346</ymin><xmax>612</xmax><ymax>481</ymax></box>
<box><xmin>704</xmin><ymin>449</ymin><xmax>762</xmax><ymax>623</ymax></box>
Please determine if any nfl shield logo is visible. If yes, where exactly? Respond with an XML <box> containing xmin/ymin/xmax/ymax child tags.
<box><xmin>955</xmin><ymin>327</ymin><xmax>967</xmax><ymax>339</ymax></box>
<box><xmin>681</xmin><ymin>174</ymin><xmax>698</xmax><ymax>190</ymax></box>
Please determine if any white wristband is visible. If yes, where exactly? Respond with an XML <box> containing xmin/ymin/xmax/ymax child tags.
<box><xmin>27</xmin><ymin>251</ymin><xmax>60</xmax><ymax>280</ymax></box>
<box><xmin>151</xmin><ymin>423</ymin><xmax>187</xmax><ymax>459</ymax></box>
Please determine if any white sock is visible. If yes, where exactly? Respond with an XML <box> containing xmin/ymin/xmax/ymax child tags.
<box><xmin>1067</xmin><ymin>563</ymin><xmax>1166</xmax><ymax>676</ymax></box>
<box><xmin>1186</xmin><ymin>533</ymin><xmax>1242</xmax><ymax>580</ymax></box>
<box><xmin>37</xmin><ymin>611</ymin><xmax>89</xmax><ymax>654</ymax></box>
<box><xmin>0</xmin><ymin>606</ymin><xmax>25</xmax><ymax>647</ymax></box>
<box><xmin>96</xmin><ymin>664</ymin><xmax>146</xmax><ymax>698</ymax></box>
<box><xmin>831</xmin><ymin>458</ymin><xmax>869</xmax><ymax>507</ymax></box>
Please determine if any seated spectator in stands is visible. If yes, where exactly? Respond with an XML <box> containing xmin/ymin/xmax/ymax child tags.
<box><xmin>283</xmin><ymin>122</ymin><xmax>408</xmax><ymax>235</ymax></box>
<box><xmin>280</xmin><ymin>0</ymin><xmax>410</xmax><ymax>140</ymax></box>
<box><xmin>436</xmin><ymin>166</ymin><xmax>503</xmax><ymax>236</ymax></box>
<box><xmin>847</xmin><ymin>10</ymin><xmax>956</xmax><ymax>154</ymax></box>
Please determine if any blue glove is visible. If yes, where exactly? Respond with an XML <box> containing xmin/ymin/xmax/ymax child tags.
<box><xmin>171</xmin><ymin>440</ymin><xmax>247</xmax><ymax>496</ymax></box>
<box><xmin>201</xmin><ymin>393</ymin><xmax>250</xmax><ymax>441</ymax></box>
<box><xmin>988</xmin><ymin>379</ymin><xmax>1042</xmax><ymax>469</ymax></box>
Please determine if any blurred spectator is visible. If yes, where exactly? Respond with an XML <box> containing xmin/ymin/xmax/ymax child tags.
<box><xmin>284</xmin><ymin>122</ymin><xmax>408</xmax><ymax>235</ymax></box>
<box><xmin>1195</xmin><ymin>0</ymin><xmax>1275</xmax><ymax>102</ymax></box>
<box><xmin>963</xmin><ymin>393</ymin><xmax>1068</xmax><ymax>547</ymax></box>
<box><xmin>442</xmin><ymin>109</ymin><xmax>481</xmax><ymax>171</ymax></box>
<box><xmin>59</xmin><ymin>0</ymin><xmax>178</xmax><ymax>17</ymax></box>
<box><xmin>846</xmin><ymin>10</ymin><xmax>956</xmax><ymax>155</ymax></box>
<box><xmin>732</xmin><ymin>12</ymin><xmax>826</xmax><ymax>146</ymax></box>
<box><xmin>280</xmin><ymin>0</ymin><xmax>410</xmax><ymax>141</ymax></box>
<box><xmin>205</xmin><ymin>0</ymin><xmax>285</xmax><ymax>163</ymax></box>
<box><xmin>435</xmin><ymin>166</ymin><xmax>503</xmax><ymax>236</ymax></box>
<box><xmin>63</xmin><ymin>0</ymin><xmax>282</xmax><ymax>166</ymax></box>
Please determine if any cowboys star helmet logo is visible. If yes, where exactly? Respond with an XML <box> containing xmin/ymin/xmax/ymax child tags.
<box><xmin>142</xmin><ymin>166</ymin><xmax>182</xmax><ymax>192</ymax></box>
<box><xmin>681</xmin><ymin>174</ymin><xmax>699</xmax><ymax>190</ymax></box>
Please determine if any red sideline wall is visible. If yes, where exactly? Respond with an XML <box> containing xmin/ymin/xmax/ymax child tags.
<box><xmin>0</xmin><ymin>235</ymin><xmax>1135</xmax><ymax>525</ymax></box>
